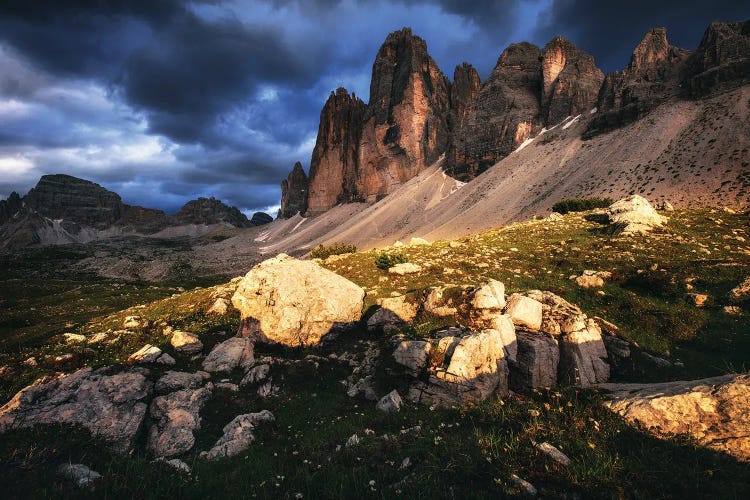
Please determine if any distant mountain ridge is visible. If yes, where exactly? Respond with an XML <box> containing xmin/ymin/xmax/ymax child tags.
<box><xmin>279</xmin><ymin>19</ymin><xmax>750</xmax><ymax>217</ymax></box>
<box><xmin>0</xmin><ymin>174</ymin><xmax>271</xmax><ymax>249</ymax></box>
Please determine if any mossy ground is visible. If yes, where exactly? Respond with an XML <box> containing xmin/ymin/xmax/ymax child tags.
<box><xmin>1</xmin><ymin>208</ymin><xmax>749</xmax><ymax>498</ymax></box>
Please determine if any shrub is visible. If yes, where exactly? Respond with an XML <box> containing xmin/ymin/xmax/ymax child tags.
<box><xmin>310</xmin><ymin>242</ymin><xmax>357</xmax><ymax>259</ymax></box>
<box><xmin>552</xmin><ymin>197</ymin><xmax>613</xmax><ymax>214</ymax></box>
<box><xmin>375</xmin><ymin>252</ymin><xmax>408</xmax><ymax>270</ymax></box>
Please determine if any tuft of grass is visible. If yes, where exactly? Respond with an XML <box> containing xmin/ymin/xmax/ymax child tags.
<box><xmin>310</xmin><ymin>242</ymin><xmax>357</xmax><ymax>259</ymax></box>
<box><xmin>375</xmin><ymin>251</ymin><xmax>408</xmax><ymax>270</ymax></box>
<box><xmin>552</xmin><ymin>197</ymin><xmax>613</xmax><ymax>214</ymax></box>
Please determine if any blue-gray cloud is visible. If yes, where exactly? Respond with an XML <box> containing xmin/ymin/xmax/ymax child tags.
<box><xmin>0</xmin><ymin>0</ymin><xmax>744</xmax><ymax>213</ymax></box>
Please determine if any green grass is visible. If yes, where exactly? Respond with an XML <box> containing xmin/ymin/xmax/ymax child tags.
<box><xmin>0</xmin><ymin>208</ymin><xmax>749</xmax><ymax>497</ymax></box>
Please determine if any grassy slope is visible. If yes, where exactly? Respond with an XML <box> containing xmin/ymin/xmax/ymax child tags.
<box><xmin>1</xmin><ymin>208</ymin><xmax>749</xmax><ymax>498</ymax></box>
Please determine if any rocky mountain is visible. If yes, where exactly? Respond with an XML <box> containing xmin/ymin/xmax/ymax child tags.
<box><xmin>355</xmin><ymin>28</ymin><xmax>452</xmax><ymax>202</ymax></box>
<box><xmin>585</xmin><ymin>28</ymin><xmax>690</xmax><ymax>138</ymax></box>
<box><xmin>0</xmin><ymin>175</ymin><xmax>262</xmax><ymax>249</ymax></box>
<box><xmin>279</xmin><ymin>162</ymin><xmax>309</xmax><ymax>218</ymax></box>
<box><xmin>306</xmin><ymin>88</ymin><xmax>366</xmax><ymax>216</ymax></box>
<box><xmin>684</xmin><ymin>20</ymin><xmax>750</xmax><ymax>96</ymax></box>
<box><xmin>280</xmin><ymin>20</ymin><xmax>748</xmax><ymax>213</ymax></box>
<box><xmin>174</xmin><ymin>197</ymin><xmax>251</xmax><ymax>227</ymax></box>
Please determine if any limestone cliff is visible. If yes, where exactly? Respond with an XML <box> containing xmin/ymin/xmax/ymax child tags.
<box><xmin>585</xmin><ymin>28</ymin><xmax>690</xmax><ymax>138</ymax></box>
<box><xmin>355</xmin><ymin>28</ymin><xmax>452</xmax><ymax>201</ymax></box>
<box><xmin>306</xmin><ymin>88</ymin><xmax>366</xmax><ymax>215</ymax></box>
<box><xmin>448</xmin><ymin>43</ymin><xmax>543</xmax><ymax>180</ymax></box>
<box><xmin>279</xmin><ymin>162</ymin><xmax>308</xmax><ymax>218</ymax></box>
<box><xmin>173</xmin><ymin>197</ymin><xmax>251</xmax><ymax>227</ymax></box>
<box><xmin>541</xmin><ymin>36</ymin><xmax>604</xmax><ymax>127</ymax></box>
<box><xmin>684</xmin><ymin>20</ymin><xmax>750</xmax><ymax>97</ymax></box>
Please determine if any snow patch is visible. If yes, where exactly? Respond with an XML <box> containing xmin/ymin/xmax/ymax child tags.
<box><xmin>562</xmin><ymin>114</ymin><xmax>581</xmax><ymax>130</ymax></box>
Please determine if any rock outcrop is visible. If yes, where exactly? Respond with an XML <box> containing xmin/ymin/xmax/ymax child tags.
<box><xmin>449</xmin><ymin>62</ymin><xmax>481</xmax><ymax>125</ymax></box>
<box><xmin>540</xmin><ymin>36</ymin><xmax>604</xmax><ymax>126</ymax></box>
<box><xmin>447</xmin><ymin>42</ymin><xmax>543</xmax><ymax>180</ymax></box>
<box><xmin>249</xmin><ymin>212</ymin><xmax>273</xmax><ymax>226</ymax></box>
<box><xmin>306</xmin><ymin>88</ymin><xmax>366</xmax><ymax>215</ymax></box>
<box><xmin>606</xmin><ymin>195</ymin><xmax>667</xmax><ymax>234</ymax></box>
<box><xmin>356</xmin><ymin>28</ymin><xmax>452</xmax><ymax>201</ymax></box>
<box><xmin>173</xmin><ymin>197</ymin><xmax>250</xmax><ymax>227</ymax></box>
<box><xmin>232</xmin><ymin>254</ymin><xmax>365</xmax><ymax>346</ymax></box>
<box><xmin>0</xmin><ymin>191</ymin><xmax>22</xmax><ymax>225</ymax></box>
<box><xmin>601</xmin><ymin>374</ymin><xmax>750</xmax><ymax>462</ymax></box>
<box><xmin>203</xmin><ymin>410</ymin><xmax>275</xmax><ymax>459</ymax></box>
<box><xmin>684</xmin><ymin>20</ymin><xmax>750</xmax><ymax>97</ymax></box>
<box><xmin>0</xmin><ymin>367</ymin><xmax>151</xmax><ymax>451</ymax></box>
<box><xmin>585</xmin><ymin>28</ymin><xmax>690</xmax><ymax>137</ymax></box>
<box><xmin>147</xmin><ymin>386</ymin><xmax>212</xmax><ymax>457</ymax></box>
<box><xmin>279</xmin><ymin>162</ymin><xmax>309</xmax><ymax>218</ymax></box>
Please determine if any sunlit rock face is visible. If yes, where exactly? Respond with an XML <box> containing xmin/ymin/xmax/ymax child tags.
<box><xmin>355</xmin><ymin>28</ymin><xmax>452</xmax><ymax>202</ymax></box>
<box><xmin>540</xmin><ymin>36</ymin><xmax>604</xmax><ymax>127</ymax></box>
<box><xmin>306</xmin><ymin>88</ymin><xmax>366</xmax><ymax>216</ymax></box>
<box><xmin>447</xmin><ymin>42</ymin><xmax>543</xmax><ymax>180</ymax></box>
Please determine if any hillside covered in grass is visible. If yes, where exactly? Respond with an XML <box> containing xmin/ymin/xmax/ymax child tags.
<box><xmin>0</xmin><ymin>207</ymin><xmax>748</xmax><ymax>498</ymax></box>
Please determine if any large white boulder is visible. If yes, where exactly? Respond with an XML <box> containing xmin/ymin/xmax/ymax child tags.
<box><xmin>607</xmin><ymin>195</ymin><xmax>667</xmax><ymax>234</ymax></box>
<box><xmin>202</xmin><ymin>337</ymin><xmax>254</xmax><ymax>373</ymax></box>
<box><xmin>231</xmin><ymin>254</ymin><xmax>365</xmax><ymax>346</ymax></box>
<box><xmin>505</xmin><ymin>294</ymin><xmax>543</xmax><ymax>331</ymax></box>
<box><xmin>601</xmin><ymin>374</ymin><xmax>750</xmax><ymax>462</ymax></box>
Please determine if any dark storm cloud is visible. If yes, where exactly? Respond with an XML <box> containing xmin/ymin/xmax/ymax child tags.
<box><xmin>535</xmin><ymin>0</ymin><xmax>749</xmax><ymax>72</ymax></box>
<box><xmin>0</xmin><ymin>0</ymin><xmax>745</xmax><ymax>214</ymax></box>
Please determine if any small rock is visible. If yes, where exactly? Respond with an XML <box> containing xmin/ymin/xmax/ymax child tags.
<box><xmin>409</xmin><ymin>237</ymin><xmax>430</xmax><ymax>246</ymax></box>
<box><xmin>62</xmin><ymin>333</ymin><xmax>86</xmax><ymax>344</ymax></box>
<box><xmin>728</xmin><ymin>276</ymin><xmax>750</xmax><ymax>304</ymax></box>
<box><xmin>156</xmin><ymin>353</ymin><xmax>176</xmax><ymax>365</ymax></box>
<box><xmin>505</xmin><ymin>294</ymin><xmax>543</xmax><ymax>331</ymax></box>
<box><xmin>202</xmin><ymin>337</ymin><xmax>254</xmax><ymax>373</ymax></box>
<box><xmin>215</xmin><ymin>382</ymin><xmax>239</xmax><ymax>392</ymax></box>
<box><xmin>257</xmin><ymin>380</ymin><xmax>279</xmax><ymax>398</ymax></box>
<box><xmin>156</xmin><ymin>458</ymin><xmax>191</xmax><ymax>474</ymax></box>
<box><xmin>536</xmin><ymin>442</ymin><xmax>571</xmax><ymax>466</ymax></box>
<box><xmin>207</xmin><ymin>298</ymin><xmax>229</xmax><ymax>315</ymax></box>
<box><xmin>393</xmin><ymin>341</ymin><xmax>431</xmax><ymax>375</ymax></box>
<box><xmin>58</xmin><ymin>463</ymin><xmax>101</xmax><ymax>488</ymax></box>
<box><xmin>87</xmin><ymin>332</ymin><xmax>108</xmax><ymax>345</ymax></box>
<box><xmin>376</xmin><ymin>390</ymin><xmax>403</xmax><ymax>413</ymax></box>
<box><xmin>388</xmin><ymin>263</ymin><xmax>422</xmax><ymax>275</ymax></box>
<box><xmin>686</xmin><ymin>293</ymin><xmax>709</xmax><ymax>307</ymax></box>
<box><xmin>345</xmin><ymin>434</ymin><xmax>360</xmax><ymax>448</ymax></box>
<box><xmin>155</xmin><ymin>371</ymin><xmax>210</xmax><ymax>394</ymax></box>
<box><xmin>128</xmin><ymin>344</ymin><xmax>162</xmax><ymax>364</ymax></box>
<box><xmin>123</xmin><ymin>315</ymin><xmax>144</xmax><ymax>330</ymax></box>
<box><xmin>171</xmin><ymin>331</ymin><xmax>203</xmax><ymax>354</ymax></box>
<box><xmin>723</xmin><ymin>305</ymin><xmax>742</xmax><ymax>315</ymax></box>
<box><xmin>22</xmin><ymin>357</ymin><xmax>37</xmax><ymax>367</ymax></box>
<box><xmin>400</xmin><ymin>457</ymin><xmax>411</xmax><ymax>469</ymax></box>
<box><xmin>241</xmin><ymin>364</ymin><xmax>270</xmax><ymax>386</ymax></box>
<box><xmin>510</xmin><ymin>474</ymin><xmax>537</xmax><ymax>496</ymax></box>
<box><xmin>203</xmin><ymin>410</ymin><xmax>275</xmax><ymax>459</ymax></box>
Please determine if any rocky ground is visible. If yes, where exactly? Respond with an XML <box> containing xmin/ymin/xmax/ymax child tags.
<box><xmin>0</xmin><ymin>202</ymin><xmax>749</xmax><ymax>498</ymax></box>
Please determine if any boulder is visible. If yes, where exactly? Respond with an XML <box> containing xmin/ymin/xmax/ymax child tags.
<box><xmin>686</xmin><ymin>293</ymin><xmax>709</xmax><ymax>307</ymax></box>
<box><xmin>600</xmin><ymin>374</ymin><xmax>750</xmax><ymax>462</ymax></box>
<box><xmin>536</xmin><ymin>442</ymin><xmax>571</xmax><ymax>467</ymax></box>
<box><xmin>393</xmin><ymin>341</ymin><xmax>431</xmax><ymax>375</ymax></box>
<box><xmin>155</xmin><ymin>371</ymin><xmax>210</xmax><ymax>394</ymax></box>
<box><xmin>232</xmin><ymin>254</ymin><xmax>365</xmax><ymax>346</ymax></box>
<box><xmin>471</xmin><ymin>279</ymin><xmax>506</xmax><ymax>310</ymax></box>
<box><xmin>201</xmin><ymin>337</ymin><xmax>254</xmax><ymax>373</ymax></box>
<box><xmin>376</xmin><ymin>390</ymin><xmax>403</xmax><ymax>413</ymax></box>
<box><xmin>511</xmin><ymin>332</ymin><xmax>559</xmax><ymax>390</ymax></box>
<box><xmin>203</xmin><ymin>410</ymin><xmax>275</xmax><ymax>459</ymax></box>
<box><xmin>367</xmin><ymin>295</ymin><xmax>418</xmax><ymax>333</ymax></box>
<box><xmin>409</xmin><ymin>237</ymin><xmax>430</xmax><ymax>246</ymax></box>
<box><xmin>575</xmin><ymin>270</ymin><xmax>611</xmax><ymax>288</ymax></box>
<box><xmin>58</xmin><ymin>463</ymin><xmax>101</xmax><ymax>488</ymax></box>
<box><xmin>728</xmin><ymin>276</ymin><xmax>750</xmax><ymax>303</ymax></box>
<box><xmin>207</xmin><ymin>298</ymin><xmax>229</xmax><ymax>315</ymax></box>
<box><xmin>606</xmin><ymin>195</ymin><xmax>667</xmax><ymax>234</ymax></box>
<box><xmin>123</xmin><ymin>316</ymin><xmax>143</xmax><ymax>330</ymax></box>
<box><xmin>170</xmin><ymin>331</ymin><xmax>203</xmax><ymax>354</ymax></box>
<box><xmin>241</xmin><ymin>364</ymin><xmax>270</xmax><ymax>386</ymax></box>
<box><xmin>147</xmin><ymin>386</ymin><xmax>212</xmax><ymax>458</ymax></box>
<box><xmin>388</xmin><ymin>263</ymin><xmax>422</xmax><ymax>275</ymax></box>
<box><xmin>0</xmin><ymin>367</ymin><xmax>151</xmax><ymax>452</ymax></box>
<box><xmin>505</xmin><ymin>294</ymin><xmax>543</xmax><ymax>331</ymax></box>
<box><xmin>128</xmin><ymin>344</ymin><xmax>162</xmax><ymax>364</ymax></box>
<box><xmin>435</xmin><ymin>329</ymin><xmax>509</xmax><ymax>400</ymax></box>
<box><xmin>561</xmin><ymin>320</ymin><xmax>610</xmax><ymax>387</ymax></box>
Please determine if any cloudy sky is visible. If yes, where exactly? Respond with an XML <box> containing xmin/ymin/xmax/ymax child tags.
<box><xmin>0</xmin><ymin>1</ymin><xmax>745</xmax><ymax>215</ymax></box>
